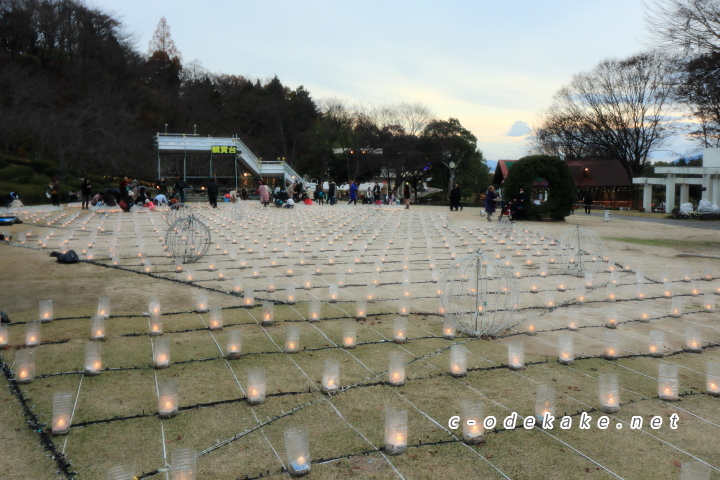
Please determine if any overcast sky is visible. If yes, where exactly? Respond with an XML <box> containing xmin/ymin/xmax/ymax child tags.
<box><xmin>90</xmin><ymin>0</ymin><xmax>695</xmax><ymax>162</ymax></box>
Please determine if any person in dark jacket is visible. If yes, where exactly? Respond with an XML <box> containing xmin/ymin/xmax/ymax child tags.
<box><xmin>449</xmin><ymin>183</ymin><xmax>462</xmax><ymax>211</ymax></box>
<box><xmin>81</xmin><ymin>177</ymin><xmax>92</xmax><ymax>210</ymax></box>
<box><xmin>328</xmin><ymin>181</ymin><xmax>336</xmax><ymax>205</ymax></box>
<box><xmin>207</xmin><ymin>178</ymin><xmax>218</xmax><ymax>208</ymax></box>
<box><xmin>484</xmin><ymin>185</ymin><xmax>497</xmax><ymax>221</ymax></box>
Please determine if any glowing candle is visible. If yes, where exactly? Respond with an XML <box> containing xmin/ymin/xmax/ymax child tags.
<box><xmin>703</xmin><ymin>293</ymin><xmax>715</xmax><ymax>312</ymax></box>
<box><xmin>51</xmin><ymin>392</ymin><xmax>73</xmax><ymax>435</ymax></box>
<box><xmin>638</xmin><ymin>307</ymin><xmax>652</xmax><ymax>323</ymax></box>
<box><xmin>567</xmin><ymin>315</ymin><xmax>579</xmax><ymax>331</ymax></box>
<box><xmin>649</xmin><ymin>330</ymin><xmax>665</xmax><ymax>357</ymax></box>
<box><xmin>388</xmin><ymin>352</ymin><xmax>405</xmax><ymax>386</ymax></box>
<box><xmin>328</xmin><ymin>284</ymin><xmax>338</xmax><ymax>303</ymax></box>
<box><xmin>285</xmin><ymin>427</ymin><xmax>311</xmax><ymax>477</ymax></box>
<box><xmin>342</xmin><ymin>322</ymin><xmax>356</xmax><ymax>349</ymax></box>
<box><xmin>525</xmin><ymin>322</ymin><xmax>537</xmax><ymax>336</ymax></box>
<box><xmin>598</xmin><ymin>373</ymin><xmax>620</xmax><ymax>413</ymax></box>
<box><xmin>0</xmin><ymin>324</ymin><xmax>7</xmax><ymax>347</ymax></box>
<box><xmin>534</xmin><ymin>384</ymin><xmax>556</xmax><ymax>424</ymax></box>
<box><xmin>302</xmin><ymin>274</ymin><xmax>312</xmax><ymax>290</ymax></box>
<box><xmin>355</xmin><ymin>300</ymin><xmax>366</xmax><ymax>320</ymax></box>
<box><xmin>393</xmin><ymin>316</ymin><xmax>408</xmax><ymax>344</ymax></box>
<box><xmin>182</xmin><ymin>266</ymin><xmax>194</xmax><ymax>282</ymax></box>
<box><xmin>97</xmin><ymin>297</ymin><xmax>110</xmax><ymax>319</ymax></box>
<box><xmin>603</xmin><ymin>330</ymin><xmax>619</xmax><ymax>360</ymax></box>
<box><xmin>398</xmin><ymin>301</ymin><xmax>410</xmax><ymax>317</ymax></box>
<box><xmin>450</xmin><ymin>344</ymin><xmax>467</xmax><ymax>377</ymax></box>
<box><xmin>558</xmin><ymin>335</ymin><xmax>574</xmax><ymax>365</ymax></box>
<box><xmin>14</xmin><ymin>349</ymin><xmax>35</xmax><ymax>384</ymax></box>
<box><xmin>90</xmin><ymin>315</ymin><xmax>105</xmax><ymax>340</ymax></box>
<box><xmin>285</xmin><ymin>324</ymin><xmax>300</xmax><ymax>353</ymax></box>
<box><xmin>246</xmin><ymin>367</ymin><xmax>266</xmax><ymax>405</ymax></box>
<box><xmin>158</xmin><ymin>379</ymin><xmax>179</xmax><ymax>418</ymax></box>
<box><xmin>662</xmin><ymin>282</ymin><xmax>673</xmax><ymax>298</ymax></box>
<box><xmin>195</xmin><ymin>291</ymin><xmax>208</xmax><ymax>313</ymax></box>
<box><xmin>685</xmin><ymin>326</ymin><xmax>702</xmax><ymax>353</ymax></box>
<box><xmin>84</xmin><ymin>342</ymin><xmax>102</xmax><ymax>375</ymax></box>
<box><xmin>365</xmin><ymin>285</ymin><xmax>377</xmax><ymax>303</ymax></box>
<box><xmin>545</xmin><ymin>295</ymin><xmax>556</xmax><ymax>310</ymax></box>
<box><xmin>606</xmin><ymin>284</ymin><xmax>616</xmax><ymax>302</ymax></box>
<box><xmin>461</xmin><ymin>400</ymin><xmax>485</xmax><ymax>444</ymax></box>
<box><xmin>266</xmin><ymin>276</ymin><xmax>276</xmax><ymax>293</ymax></box>
<box><xmin>244</xmin><ymin>288</ymin><xmax>255</xmax><ymax>307</ymax></box>
<box><xmin>557</xmin><ymin>282</ymin><xmax>566</xmax><ymax>292</ymax></box>
<box><xmin>308</xmin><ymin>301</ymin><xmax>321</xmax><ymax>322</ymax></box>
<box><xmin>442</xmin><ymin>315</ymin><xmax>456</xmax><ymax>340</ymax></box>
<box><xmin>706</xmin><ymin>361</ymin><xmax>720</xmax><ymax>397</ymax></box>
<box><xmin>148</xmin><ymin>298</ymin><xmax>161</xmax><ymax>317</ymax></box>
<box><xmin>322</xmin><ymin>359</ymin><xmax>340</xmax><ymax>394</ymax></box>
<box><xmin>149</xmin><ymin>313</ymin><xmax>163</xmax><ymax>336</ymax></box>
<box><xmin>153</xmin><ymin>337</ymin><xmax>171</xmax><ymax>368</ymax></box>
<box><xmin>25</xmin><ymin>320</ymin><xmax>41</xmax><ymax>347</ymax></box>
<box><xmin>226</xmin><ymin>329</ymin><xmax>242</xmax><ymax>359</ymax></box>
<box><xmin>284</xmin><ymin>285</ymin><xmax>296</xmax><ymax>305</ymax></box>
<box><xmin>384</xmin><ymin>408</ymin><xmax>408</xmax><ymax>455</ymax></box>
<box><xmin>260</xmin><ymin>302</ymin><xmax>273</xmax><ymax>326</ymax></box>
<box><xmin>170</xmin><ymin>448</ymin><xmax>195</xmax><ymax>480</ymax></box>
<box><xmin>658</xmin><ymin>364</ymin><xmax>679</xmax><ymax>401</ymax></box>
<box><xmin>576</xmin><ymin>288</ymin><xmax>587</xmax><ymax>304</ymax></box>
<box><xmin>584</xmin><ymin>273</ymin><xmax>593</xmax><ymax>288</ymax></box>
<box><xmin>539</xmin><ymin>264</ymin><xmax>548</xmax><ymax>277</ymax></box>
<box><xmin>508</xmin><ymin>341</ymin><xmax>524</xmax><ymax>370</ymax></box>
<box><xmin>208</xmin><ymin>307</ymin><xmax>223</xmax><ymax>331</ymax></box>
<box><xmin>39</xmin><ymin>299</ymin><xmax>53</xmax><ymax>323</ymax></box>
<box><xmin>670</xmin><ymin>297</ymin><xmax>684</xmax><ymax>318</ymax></box>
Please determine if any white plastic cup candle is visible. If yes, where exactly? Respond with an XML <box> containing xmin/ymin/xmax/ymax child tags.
<box><xmin>384</xmin><ymin>407</ymin><xmax>408</xmax><ymax>455</ymax></box>
<box><xmin>158</xmin><ymin>379</ymin><xmax>179</xmax><ymax>418</ymax></box>
<box><xmin>90</xmin><ymin>315</ymin><xmax>105</xmax><ymax>340</ymax></box>
<box><xmin>25</xmin><ymin>320</ymin><xmax>41</xmax><ymax>347</ymax></box>
<box><xmin>226</xmin><ymin>329</ymin><xmax>242</xmax><ymax>359</ymax></box>
<box><xmin>605</xmin><ymin>307</ymin><xmax>618</xmax><ymax>329</ymax></box>
<box><xmin>153</xmin><ymin>337</ymin><xmax>171</xmax><ymax>368</ymax></box>
<box><xmin>685</xmin><ymin>326</ymin><xmax>702</xmax><ymax>353</ymax></box>
<box><xmin>393</xmin><ymin>316</ymin><xmax>408</xmax><ymax>344</ymax></box>
<box><xmin>308</xmin><ymin>301</ymin><xmax>321</xmax><ymax>322</ymax></box>
<box><xmin>442</xmin><ymin>315</ymin><xmax>456</xmax><ymax>340</ymax></box>
<box><xmin>261</xmin><ymin>302</ymin><xmax>273</xmax><ymax>326</ymax></box>
<box><xmin>328</xmin><ymin>285</ymin><xmax>338</xmax><ymax>303</ymax></box>
<box><xmin>450</xmin><ymin>344</ymin><xmax>467</xmax><ymax>377</ymax></box>
<box><xmin>342</xmin><ymin>322</ymin><xmax>356</xmax><ymax>349</ymax></box>
<box><xmin>284</xmin><ymin>427</ymin><xmax>311</xmax><ymax>477</ymax></box>
<box><xmin>149</xmin><ymin>312</ymin><xmax>163</xmax><ymax>336</ymax></box>
<box><xmin>195</xmin><ymin>291</ymin><xmax>208</xmax><ymax>313</ymax></box>
<box><xmin>670</xmin><ymin>297</ymin><xmax>684</xmax><ymax>318</ymax></box>
<box><xmin>388</xmin><ymin>352</ymin><xmax>405</xmax><ymax>386</ymax></box>
<box><xmin>84</xmin><ymin>342</ymin><xmax>102</xmax><ymax>375</ymax></box>
<box><xmin>15</xmin><ymin>348</ymin><xmax>35</xmax><ymax>384</ymax></box>
<box><xmin>322</xmin><ymin>359</ymin><xmax>340</xmax><ymax>394</ymax></box>
<box><xmin>39</xmin><ymin>299</ymin><xmax>53</xmax><ymax>323</ymax></box>
<box><xmin>0</xmin><ymin>323</ymin><xmax>7</xmax><ymax>348</ymax></box>
<box><xmin>603</xmin><ymin>330</ymin><xmax>619</xmax><ymax>360</ymax></box>
<box><xmin>598</xmin><ymin>373</ymin><xmax>620</xmax><ymax>413</ymax></box>
<box><xmin>658</xmin><ymin>364</ymin><xmax>679</xmax><ymax>401</ymax></box>
<box><xmin>508</xmin><ymin>340</ymin><xmax>524</xmax><ymax>370</ymax></box>
<box><xmin>398</xmin><ymin>301</ymin><xmax>410</xmax><ymax>317</ymax></box>
<box><xmin>648</xmin><ymin>330</ymin><xmax>665</xmax><ymax>357</ymax></box>
<box><xmin>706</xmin><ymin>361</ymin><xmax>720</xmax><ymax>397</ymax></box>
<box><xmin>461</xmin><ymin>400</ymin><xmax>485</xmax><ymax>444</ymax></box>
<box><xmin>680</xmin><ymin>461</ymin><xmax>711</xmax><ymax>480</ymax></box>
<box><xmin>606</xmin><ymin>284</ymin><xmax>617</xmax><ymax>302</ymax></box>
<box><xmin>285</xmin><ymin>285</ymin><xmax>297</xmax><ymax>304</ymax></box>
<box><xmin>52</xmin><ymin>392</ymin><xmax>73</xmax><ymax>435</ymax></box>
<box><xmin>534</xmin><ymin>384</ymin><xmax>556</xmax><ymax>424</ymax></box>
<box><xmin>355</xmin><ymin>300</ymin><xmax>366</xmax><ymax>320</ymax></box>
<box><xmin>148</xmin><ymin>298</ymin><xmax>161</xmax><ymax>317</ymax></box>
<box><xmin>285</xmin><ymin>324</ymin><xmax>300</xmax><ymax>353</ymax></box>
<box><xmin>208</xmin><ymin>307</ymin><xmax>223</xmax><ymax>331</ymax></box>
<box><xmin>170</xmin><ymin>447</ymin><xmax>195</xmax><ymax>480</ymax></box>
<box><xmin>97</xmin><ymin>297</ymin><xmax>110</xmax><ymax>318</ymax></box>
<box><xmin>525</xmin><ymin>322</ymin><xmax>537</xmax><ymax>336</ymax></box>
<box><xmin>244</xmin><ymin>288</ymin><xmax>255</xmax><ymax>307</ymax></box>
<box><xmin>558</xmin><ymin>335</ymin><xmax>574</xmax><ymax>365</ymax></box>
<box><xmin>246</xmin><ymin>367</ymin><xmax>266</xmax><ymax>405</ymax></box>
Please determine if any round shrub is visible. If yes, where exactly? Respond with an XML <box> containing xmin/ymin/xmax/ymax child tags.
<box><xmin>502</xmin><ymin>155</ymin><xmax>575</xmax><ymax>221</ymax></box>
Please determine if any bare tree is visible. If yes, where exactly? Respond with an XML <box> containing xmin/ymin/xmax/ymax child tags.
<box><xmin>375</xmin><ymin>102</ymin><xmax>436</xmax><ymax>136</ymax></box>
<box><xmin>675</xmin><ymin>52</ymin><xmax>720</xmax><ymax>147</ymax></box>
<box><xmin>532</xmin><ymin>52</ymin><xmax>678</xmax><ymax>177</ymax></box>
<box><xmin>148</xmin><ymin>17</ymin><xmax>182</xmax><ymax>62</ymax></box>
<box><xmin>645</xmin><ymin>0</ymin><xmax>720</xmax><ymax>54</ymax></box>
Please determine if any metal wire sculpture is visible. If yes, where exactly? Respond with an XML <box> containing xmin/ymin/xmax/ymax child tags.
<box><xmin>439</xmin><ymin>250</ymin><xmax>519</xmax><ymax>337</ymax></box>
<box><xmin>165</xmin><ymin>215</ymin><xmax>211</xmax><ymax>264</ymax></box>
<box><xmin>557</xmin><ymin>225</ymin><xmax>607</xmax><ymax>277</ymax></box>
<box><xmin>164</xmin><ymin>203</ymin><xmax>191</xmax><ymax>226</ymax></box>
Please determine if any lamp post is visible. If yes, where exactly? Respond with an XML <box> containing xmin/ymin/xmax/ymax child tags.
<box><xmin>443</xmin><ymin>160</ymin><xmax>457</xmax><ymax>198</ymax></box>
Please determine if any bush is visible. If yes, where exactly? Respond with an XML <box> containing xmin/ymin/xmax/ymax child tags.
<box><xmin>0</xmin><ymin>181</ymin><xmax>47</xmax><ymax>205</ymax></box>
<box><xmin>0</xmin><ymin>164</ymin><xmax>35</xmax><ymax>181</ymax></box>
<box><xmin>502</xmin><ymin>155</ymin><xmax>575</xmax><ymax>221</ymax></box>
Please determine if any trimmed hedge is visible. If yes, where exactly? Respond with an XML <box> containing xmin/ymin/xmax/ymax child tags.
<box><xmin>502</xmin><ymin>155</ymin><xmax>575</xmax><ymax>221</ymax></box>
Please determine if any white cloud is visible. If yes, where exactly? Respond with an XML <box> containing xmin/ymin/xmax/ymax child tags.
<box><xmin>506</xmin><ymin>121</ymin><xmax>531</xmax><ymax>137</ymax></box>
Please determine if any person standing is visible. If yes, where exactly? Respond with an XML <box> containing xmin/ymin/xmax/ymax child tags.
<box><xmin>328</xmin><ymin>181</ymin><xmax>336</xmax><ymax>205</ymax></box>
<box><xmin>49</xmin><ymin>176</ymin><xmax>60</xmax><ymax>207</ymax></box>
<box><xmin>449</xmin><ymin>183</ymin><xmax>462</xmax><ymax>211</ymax></box>
<box><xmin>81</xmin><ymin>177</ymin><xmax>92</xmax><ymax>210</ymax></box>
<box><xmin>157</xmin><ymin>178</ymin><xmax>167</xmax><ymax>195</ymax></box>
<box><xmin>348</xmin><ymin>180</ymin><xmax>358</xmax><ymax>205</ymax></box>
<box><xmin>207</xmin><ymin>177</ymin><xmax>218</xmax><ymax>208</ymax></box>
<box><xmin>258</xmin><ymin>181</ymin><xmax>270</xmax><ymax>207</ymax></box>
<box><xmin>174</xmin><ymin>176</ymin><xmax>186</xmax><ymax>204</ymax></box>
<box><xmin>372</xmin><ymin>182</ymin><xmax>381</xmax><ymax>203</ymax></box>
<box><xmin>403</xmin><ymin>183</ymin><xmax>411</xmax><ymax>209</ymax></box>
<box><xmin>380</xmin><ymin>182</ymin><xmax>388</xmax><ymax>204</ymax></box>
<box><xmin>484</xmin><ymin>185</ymin><xmax>497</xmax><ymax>221</ymax></box>
<box><xmin>583</xmin><ymin>191</ymin><xmax>593</xmax><ymax>215</ymax></box>
<box><xmin>513</xmin><ymin>188</ymin><xmax>528</xmax><ymax>220</ymax></box>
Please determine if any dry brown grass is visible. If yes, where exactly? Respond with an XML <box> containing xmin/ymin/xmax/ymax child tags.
<box><xmin>0</xmin><ymin>205</ymin><xmax>718</xmax><ymax>479</ymax></box>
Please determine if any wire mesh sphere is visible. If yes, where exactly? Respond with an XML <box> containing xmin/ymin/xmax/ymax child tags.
<box><xmin>557</xmin><ymin>225</ymin><xmax>607</xmax><ymax>277</ymax></box>
<box><xmin>165</xmin><ymin>215</ymin><xmax>211</xmax><ymax>264</ymax></box>
<box><xmin>439</xmin><ymin>250</ymin><xmax>519</xmax><ymax>337</ymax></box>
<box><xmin>164</xmin><ymin>203</ymin><xmax>192</xmax><ymax>226</ymax></box>
<box><xmin>496</xmin><ymin>217</ymin><xmax>514</xmax><ymax>234</ymax></box>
